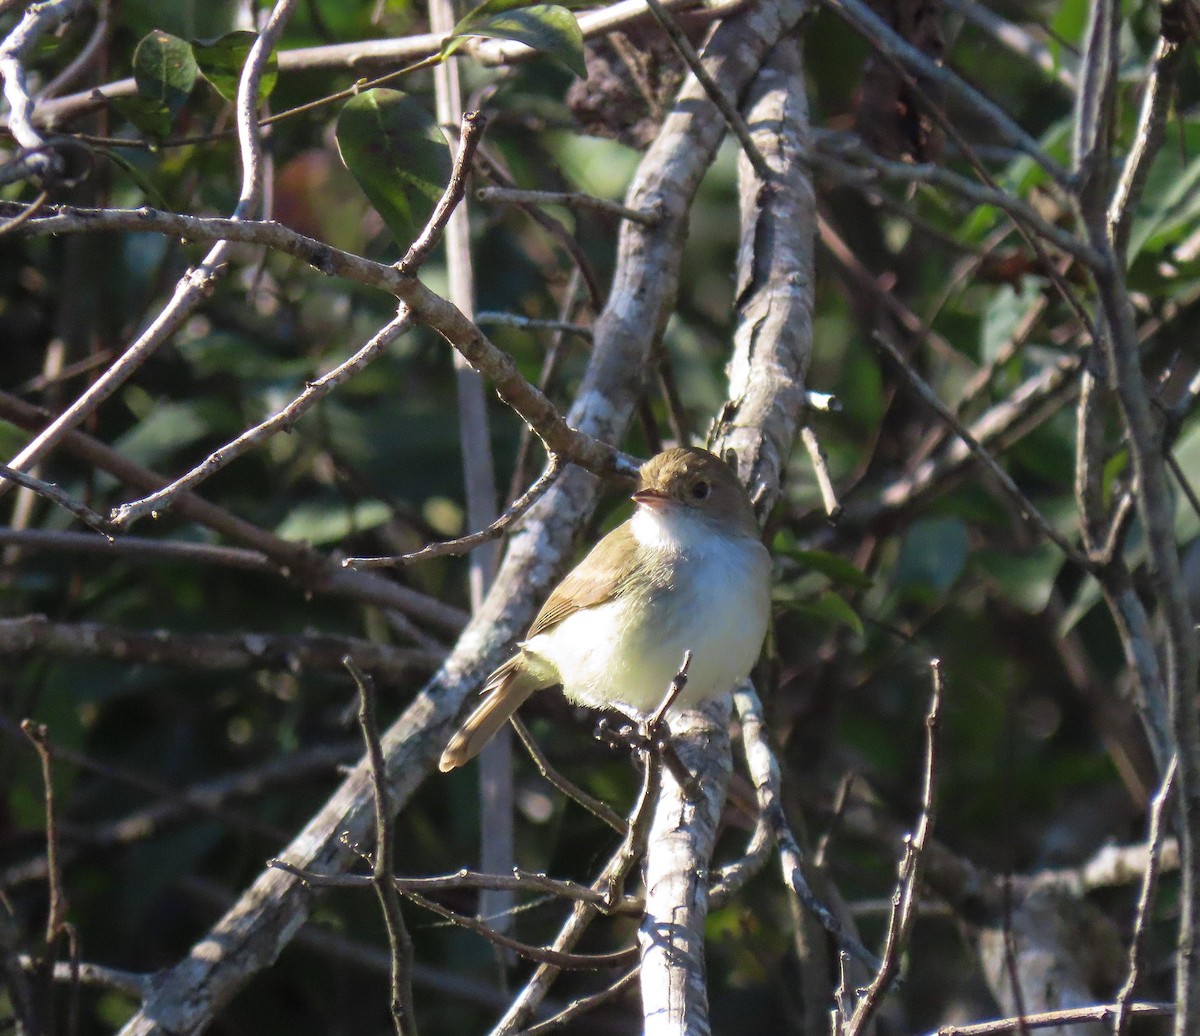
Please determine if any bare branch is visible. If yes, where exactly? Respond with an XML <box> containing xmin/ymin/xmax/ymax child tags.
<box><xmin>521</xmin><ymin>968</ymin><xmax>640</xmax><ymax>1035</ymax></box>
<box><xmin>734</xmin><ymin>686</ymin><xmax>882</xmax><ymax>973</ymax></box>
<box><xmin>811</xmin><ymin>133</ymin><xmax>1099</xmax><ymax>268</ymax></box>
<box><xmin>17</xmin><ymin>956</ymin><xmax>150</xmax><ymax>1000</ymax></box>
<box><xmin>819</xmin><ymin>0</ymin><xmax>1073</xmax><ymax>186</ymax></box>
<box><xmin>345</xmin><ymin>459</ymin><xmax>562</xmax><ymax>569</ymax></box>
<box><xmin>643</xmin><ymin>0</ymin><xmax>772</xmax><ymax>182</ymax></box>
<box><xmin>0</xmin><ymin>462</ymin><xmax>114</xmax><ymax>538</ymax></box>
<box><xmin>0</xmin><ymin>0</ymin><xmax>300</xmax><ymax>498</ymax></box>
<box><xmin>639</xmin><ymin>687</ymin><xmax>730</xmax><ymax>1035</ymax></box>
<box><xmin>510</xmin><ymin>716</ymin><xmax>629</xmax><ymax>836</ymax></box>
<box><xmin>109</xmin><ymin>311</ymin><xmax>413</xmax><ymax>530</ymax></box>
<box><xmin>20</xmin><ymin>721</ymin><xmax>69</xmax><ymax>942</ymax></box>
<box><xmin>800</xmin><ymin>425</ymin><xmax>841</xmax><ymax>521</ymax></box>
<box><xmin>345</xmin><ymin>658</ymin><xmax>417</xmax><ymax>1036</ymax></box>
<box><xmin>1113</xmin><ymin>756</ymin><xmax>1178</xmax><ymax>1035</ymax></box>
<box><xmin>942</xmin><ymin>0</ymin><xmax>1077</xmax><ymax>90</ymax></box>
<box><xmin>476</xmin><ymin>186</ymin><xmax>656</xmax><ymax>226</ymax></box>
<box><xmin>0</xmin><ymin>615</ymin><xmax>441</xmax><ymax>677</ymax></box>
<box><xmin>267</xmin><ymin>860</ymin><xmax>640</xmax><ymax>912</ymax></box>
<box><xmin>874</xmin><ymin>326</ymin><xmax>1089</xmax><ymax>568</ymax></box>
<box><xmin>845</xmin><ymin>659</ymin><xmax>944</xmax><ymax>1034</ymax></box>
<box><xmin>0</xmin><ymin>0</ymin><xmax>88</xmax><ymax>184</ymax></box>
<box><xmin>475</xmin><ymin>313</ymin><xmax>593</xmax><ymax>338</ymax></box>
<box><xmin>931</xmin><ymin>1001</ymin><xmax>1172</xmax><ymax>1035</ymax></box>
<box><xmin>396</xmin><ymin>110</ymin><xmax>486</xmax><ymax>275</ymax></box>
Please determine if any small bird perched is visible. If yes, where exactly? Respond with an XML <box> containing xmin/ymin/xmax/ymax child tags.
<box><xmin>439</xmin><ymin>446</ymin><xmax>771</xmax><ymax>772</ymax></box>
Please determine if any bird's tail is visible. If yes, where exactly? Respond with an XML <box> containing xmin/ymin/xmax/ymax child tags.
<box><xmin>439</xmin><ymin>655</ymin><xmax>543</xmax><ymax>771</ymax></box>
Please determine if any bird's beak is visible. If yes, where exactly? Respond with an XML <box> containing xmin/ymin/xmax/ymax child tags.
<box><xmin>632</xmin><ymin>488</ymin><xmax>669</xmax><ymax>508</ymax></box>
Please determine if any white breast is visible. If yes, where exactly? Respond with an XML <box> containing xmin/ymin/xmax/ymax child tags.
<box><xmin>524</xmin><ymin>506</ymin><xmax>771</xmax><ymax>715</ymax></box>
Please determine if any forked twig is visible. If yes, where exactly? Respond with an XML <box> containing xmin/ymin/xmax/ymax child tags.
<box><xmin>1112</xmin><ymin>755</ymin><xmax>1177</xmax><ymax>1035</ymax></box>
<box><xmin>844</xmin><ymin>658</ymin><xmax>944</xmax><ymax>1033</ymax></box>
<box><xmin>344</xmin><ymin>658</ymin><xmax>417</xmax><ymax>1036</ymax></box>
<box><xmin>0</xmin><ymin>463</ymin><xmax>115</xmax><ymax>539</ymax></box>
<box><xmin>733</xmin><ymin>686</ymin><xmax>882</xmax><ymax>973</ymax></box>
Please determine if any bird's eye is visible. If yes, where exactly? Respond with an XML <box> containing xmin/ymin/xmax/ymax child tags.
<box><xmin>690</xmin><ymin>480</ymin><xmax>711</xmax><ymax>500</ymax></box>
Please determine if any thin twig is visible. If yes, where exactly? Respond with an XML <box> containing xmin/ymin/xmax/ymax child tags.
<box><xmin>733</xmin><ymin>686</ymin><xmax>882</xmax><ymax>973</ymax></box>
<box><xmin>21</xmin><ymin>721</ymin><xmax>69</xmax><ymax>940</ymax></box>
<box><xmin>7</xmin><ymin>204</ymin><xmax>639</xmax><ymax>482</ymax></box>
<box><xmin>16</xmin><ymin>956</ymin><xmax>150</xmax><ymax>999</ymax></box>
<box><xmin>0</xmin><ymin>0</ymin><xmax>299</xmax><ymax>499</ymax></box>
<box><xmin>510</xmin><ymin>716</ymin><xmax>629</xmax><ymax>836</ymax></box>
<box><xmin>521</xmin><ymin>967</ymin><xmax>641</xmax><ymax>1035</ymax></box>
<box><xmin>109</xmin><ymin>311</ymin><xmax>414</xmax><ymax>529</ymax></box>
<box><xmin>0</xmin><ymin>614</ymin><xmax>441</xmax><ymax>678</ymax></box>
<box><xmin>476</xmin><ymin>186</ymin><xmax>656</xmax><ymax>225</ymax></box>
<box><xmin>0</xmin><ymin>732</ymin><xmax>360</xmax><ymax>887</ymax></box>
<box><xmin>0</xmin><ymin>462</ymin><xmax>115</xmax><ymax>538</ymax></box>
<box><xmin>810</xmin><ymin>134</ymin><xmax>1099</xmax><ymax>269</ymax></box>
<box><xmin>1112</xmin><ymin>755</ymin><xmax>1177</xmax><ymax>1035</ymax></box>
<box><xmin>271</xmin><ymin>858</ymin><xmax>638</xmax><ymax>972</ymax></box>
<box><xmin>489</xmin><ymin>706</ymin><xmax>668</xmax><ymax>1032</ymax></box>
<box><xmin>800</xmin><ymin>425</ymin><xmax>841</xmax><ymax>520</ymax></box>
<box><xmin>819</xmin><ymin>0</ymin><xmax>1072</xmax><ymax>186</ymax></box>
<box><xmin>932</xmin><ymin>1001</ymin><xmax>1172</xmax><ymax>1035</ymax></box>
<box><xmin>345</xmin><ymin>459</ymin><xmax>562</xmax><ymax>569</ymax></box>
<box><xmin>0</xmin><ymin>187</ymin><xmax>48</xmax><ymax>234</ymax></box>
<box><xmin>401</xmin><ymin>885</ymin><xmax>637</xmax><ymax>971</ymax></box>
<box><xmin>0</xmin><ymin>391</ymin><xmax>466</xmax><ymax>636</ymax></box>
<box><xmin>396</xmin><ymin>110</ymin><xmax>486</xmax><ymax>275</ymax></box>
<box><xmin>266</xmin><ymin>860</ymin><xmax>640</xmax><ymax>913</ymax></box>
<box><xmin>845</xmin><ymin>658</ymin><xmax>944</xmax><ymax>1034</ymax></box>
<box><xmin>814</xmin><ymin>772</ymin><xmax>857</xmax><ymax>870</ymax></box>
<box><xmin>344</xmin><ymin>657</ymin><xmax>418</xmax><ymax>1036</ymax></box>
<box><xmin>644</xmin><ymin>0</ymin><xmax>772</xmax><ymax>182</ymax></box>
<box><xmin>508</xmin><ymin>269</ymin><xmax>585</xmax><ymax>498</ymax></box>
<box><xmin>874</xmin><ymin>327</ymin><xmax>1089</xmax><ymax>568</ymax></box>
<box><xmin>942</xmin><ymin>0</ymin><xmax>1077</xmax><ymax>89</ymax></box>
<box><xmin>709</xmin><ymin>811</ymin><xmax>775</xmax><ymax>908</ymax></box>
<box><xmin>475</xmin><ymin>313</ymin><xmax>593</xmax><ymax>339</ymax></box>
<box><xmin>473</xmin><ymin>144</ymin><xmax>606</xmax><ymax>310</ymax></box>
<box><xmin>39</xmin><ymin>0</ymin><xmax>110</xmax><ymax>100</ymax></box>
<box><xmin>1108</xmin><ymin>37</ymin><xmax>1183</xmax><ymax>261</ymax></box>
<box><xmin>1167</xmin><ymin>451</ymin><xmax>1200</xmax><ymax>525</ymax></box>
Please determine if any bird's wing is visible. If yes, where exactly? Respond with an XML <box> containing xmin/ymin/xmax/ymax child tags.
<box><xmin>525</xmin><ymin>520</ymin><xmax>642</xmax><ymax>639</ymax></box>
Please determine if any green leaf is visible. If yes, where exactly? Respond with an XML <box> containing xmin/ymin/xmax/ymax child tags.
<box><xmin>276</xmin><ymin>500</ymin><xmax>392</xmax><ymax>545</ymax></box>
<box><xmin>443</xmin><ymin>2</ymin><xmax>585</xmax><ymax>78</ymax></box>
<box><xmin>1174</xmin><ymin>418</ymin><xmax>1200</xmax><ymax>544</ymax></box>
<box><xmin>192</xmin><ymin>31</ymin><xmax>277</xmax><ymax>104</ymax></box>
<box><xmin>117</xmin><ymin>30</ymin><xmax>198</xmax><ymax>136</ymax></box>
<box><xmin>981</xmin><ymin>281</ymin><xmax>1041</xmax><ymax>364</ymax></box>
<box><xmin>335</xmin><ymin>89</ymin><xmax>452</xmax><ymax>246</ymax></box>
<box><xmin>895</xmin><ymin>518</ymin><xmax>969</xmax><ymax>597</ymax></box>
<box><xmin>974</xmin><ymin>544</ymin><xmax>1061</xmax><ymax>614</ymax></box>
<box><xmin>111</xmin><ymin>400</ymin><xmax>214</xmax><ymax>468</ymax></box>
<box><xmin>772</xmin><ymin>535</ymin><xmax>874</xmax><ymax>589</ymax></box>
<box><xmin>777</xmin><ymin>589</ymin><xmax>864</xmax><ymax>637</ymax></box>
<box><xmin>101</xmin><ymin>148</ymin><xmax>171</xmax><ymax>208</ymax></box>
<box><xmin>1059</xmin><ymin>572</ymin><xmax>1102</xmax><ymax>635</ymax></box>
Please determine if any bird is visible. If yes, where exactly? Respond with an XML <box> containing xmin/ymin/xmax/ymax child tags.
<box><xmin>438</xmin><ymin>446</ymin><xmax>771</xmax><ymax>772</ymax></box>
